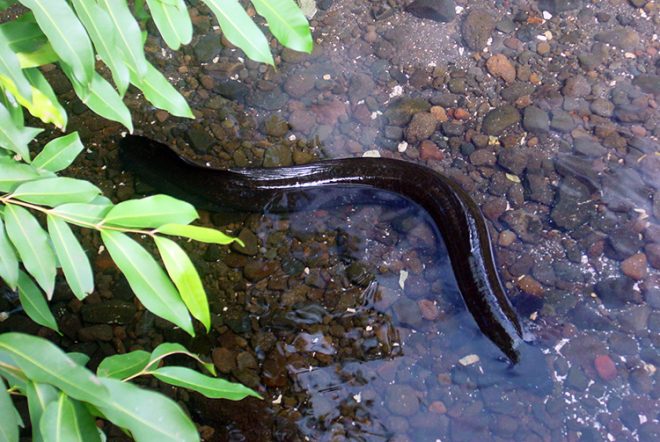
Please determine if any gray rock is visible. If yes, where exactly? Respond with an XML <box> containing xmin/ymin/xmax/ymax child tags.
<box><xmin>194</xmin><ymin>34</ymin><xmax>221</xmax><ymax>61</ymax></box>
<box><xmin>263</xmin><ymin>145</ymin><xmax>293</xmax><ymax>167</ymax></box>
<box><xmin>348</xmin><ymin>73</ymin><xmax>375</xmax><ymax>102</ymax></box>
<box><xmin>386</xmin><ymin>97</ymin><xmax>431</xmax><ymax>126</ymax></box>
<box><xmin>405</xmin><ymin>112</ymin><xmax>437</xmax><ymax>143</ymax></box>
<box><xmin>538</xmin><ymin>0</ymin><xmax>582</xmax><ymax>13</ymax></box>
<box><xmin>574</xmin><ymin>138</ymin><xmax>607</xmax><ymax>157</ymax></box>
<box><xmin>231</xmin><ymin>228</ymin><xmax>259</xmax><ymax>256</ymax></box>
<box><xmin>594</xmin><ymin>277</ymin><xmax>638</xmax><ymax>308</ymax></box>
<box><xmin>550</xmin><ymin>177</ymin><xmax>593</xmax><ymax>229</ymax></box>
<box><xmin>501</xmin><ymin>82</ymin><xmax>535</xmax><ymax>102</ymax></box>
<box><xmin>595</xmin><ymin>28</ymin><xmax>640</xmax><ymax>50</ymax></box>
<box><xmin>213</xmin><ymin>80</ymin><xmax>249</xmax><ymax>102</ymax></box>
<box><xmin>482</xmin><ymin>105</ymin><xmax>521</xmax><ymax>135</ymax></box>
<box><xmin>590</xmin><ymin>98</ymin><xmax>614</xmax><ymax>117</ymax></box>
<box><xmin>262</xmin><ymin>115</ymin><xmax>289</xmax><ymax>137</ymax></box>
<box><xmin>243</xmin><ymin>261</ymin><xmax>279</xmax><ymax>282</ymax></box>
<box><xmin>186</xmin><ymin>128</ymin><xmax>215</xmax><ymax>154</ymax></box>
<box><xmin>550</xmin><ymin>110</ymin><xmax>577</xmax><ymax>132</ymax></box>
<box><xmin>461</xmin><ymin>8</ymin><xmax>496</xmax><ymax>51</ymax></box>
<box><xmin>523</xmin><ymin>106</ymin><xmax>550</xmax><ymax>133</ymax></box>
<box><xmin>632</xmin><ymin>75</ymin><xmax>660</xmax><ymax>96</ymax></box>
<box><xmin>406</xmin><ymin>0</ymin><xmax>456</xmax><ymax>22</ymax></box>
<box><xmin>385</xmin><ymin>384</ymin><xmax>420</xmax><ymax>417</ymax></box>
<box><xmin>562</xmin><ymin>75</ymin><xmax>591</xmax><ymax>98</ymax></box>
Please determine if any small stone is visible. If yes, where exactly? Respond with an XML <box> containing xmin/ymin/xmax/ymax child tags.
<box><xmin>621</xmin><ymin>253</ymin><xmax>648</xmax><ymax>280</ymax></box>
<box><xmin>482</xmin><ymin>105</ymin><xmax>521</xmax><ymax>135</ymax></box>
<box><xmin>406</xmin><ymin>0</ymin><xmax>456</xmax><ymax>22</ymax></box>
<box><xmin>498</xmin><ymin>230</ymin><xmax>516</xmax><ymax>246</ymax></box>
<box><xmin>263</xmin><ymin>145</ymin><xmax>293</xmax><ymax>167</ymax></box>
<box><xmin>590</xmin><ymin>98</ymin><xmax>614</xmax><ymax>117</ymax></box>
<box><xmin>517</xmin><ymin>275</ymin><xmax>544</xmax><ymax>297</ymax></box>
<box><xmin>283</xmin><ymin>72</ymin><xmax>316</xmax><ymax>98</ymax></box>
<box><xmin>458</xmin><ymin>354</ymin><xmax>480</xmax><ymax>366</ymax></box>
<box><xmin>538</xmin><ymin>0</ymin><xmax>582</xmax><ymax>13</ymax></box>
<box><xmin>155</xmin><ymin>110</ymin><xmax>169</xmax><ymax>122</ymax></box>
<box><xmin>469</xmin><ymin>149</ymin><xmax>496</xmax><ymax>166</ymax></box>
<box><xmin>385</xmin><ymin>385</ymin><xmax>420</xmax><ymax>417</ymax></box>
<box><xmin>429</xmin><ymin>401</ymin><xmax>447</xmax><ymax>414</ymax></box>
<box><xmin>562</xmin><ymin>76</ymin><xmax>591</xmax><ymax>98</ymax></box>
<box><xmin>348</xmin><ymin>73</ymin><xmax>375</xmax><ymax>102</ymax></box>
<box><xmin>594</xmin><ymin>355</ymin><xmax>617</xmax><ymax>381</ymax></box>
<box><xmin>262</xmin><ymin>115</ymin><xmax>289</xmax><ymax>137</ymax></box>
<box><xmin>430</xmin><ymin>106</ymin><xmax>448</xmax><ymax>122</ymax></box>
<box><xmin>212</xmin><ymin>347</ymin><xmax>236</xmax><ymax>374</ymax></box>
<box><xmin>523</xmin><ymin>106</ymin><xmax>550</xmax><ymax>133</ymax></box>
<box><xmin>405</xmin><ymin>112</ymin><xmax>437</xmax><ymax>143</ymax></box>
<box><xmin>646</xmin><ymin>243</ymin><xmax>660</xmax><ymax>269</ymax></box>
<box><xmin>231</xmin><ymin>228</ymin><xmax>259</xmax><ymax>256</ymax></box>
<box><xmin>419</xmin><ymin>140</ymin><xmax>444</xmax><ymax>161</ymax></box>
<box><xmin>243</xmin><ymin>261</ymin><xmax>279</xmax><ymax>282</ymax></box>
<box><xmin>486</xmin><ymin>54</ymin><xmax>516</xmax><ymax>83</ymax></box>
<box><xmin>81</xmin><ymin>300</ymin><xmax>136</xmax><ymax>325</ymax></box>
<box><xmin>595</xmin><ymin>28</ymin><xmax>640</xmax><ymax>51</ymax></box>
<box><xmin>574</xmin><ymin>137</ymin><xmax>607</xmax><ymax>157</ymax></box>
<box><xmin>78</xmin><ymin>324</ymin><xmax>113</xmax><ymax>342</ymax></box>
<box><xmin>461</xmin><ymin>8</ymin><xmax>496</xmax><ymax>51</ymax></box>
<box><xmin>418</xmin><ymin>299</ymin><xmax>439</xmax><ymax>320</ymax></box>
<box><xmin>186</xmin><ymin>128</ymin><xmax>215</xmax><ymax>154</ymax></box>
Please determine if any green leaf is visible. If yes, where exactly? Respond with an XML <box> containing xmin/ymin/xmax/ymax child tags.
<box><xmin>63</xmin><ymin>67</ymin><xmax>133</xmax><ymax>133</ymax></box>
<box><xmin>201</xmin><ymin>0</ymin><xmax>274</xmax><ymax>65</ymax></box>
<box><xmin>4</xmin><ymin>205</ymin><xmax>56</xmax><ymax>297</ymax></box>
<box><xmin>129</xmin><ymin>62</ymin><xmax>193</xmax><ymax>118</ymax></box>
<box><xmin>0</xmin><ymin>353</ymin><xmax>25</xmax><ymax>391</ymax></box>
<box><xmin>145</xmin><ymin>0</ymin><xmax>192</xmax><ymax>50</ymax></box>
<box><xmin>0</xmin><ymin>12</ymin><xmax>47</xmax><ymax>53</ymax></box>
<box><xmin>47</xmin><ymin>215</ymin><xmax>94</xmax><ymax>300</ymax></box>
<box><xmin>51</xmin><ymin>202</ymin><xmax>112</xmax><ymax>227</ymax></box>
<box><xmin>11</xmin><ymin>177</ymin><xmax>100</xmax><ymax>206</ymax></box>
<box><xmin>32</xmin><ymin>133</ymin><xmax>84</xmax><ymax>172</ymax></box>
<box><xmin>100</xmin><ymin>231</ymin><xmax>194</xmax><ymax>335</ymax></box>
<box><xmin>0</xmin><ymin>156</ymin><xmax>40</xmax><ymax>192</ymax></box>
<box><xmin>154</xmin><ymin>236</ymin><xmax>210</xmax><ymax>332</ymax></box>
<box><xmin>251</xmin><ymin>0</ymin><xmax>312</xmax><ymax>53</ymax></box>
<box><xmin>0</xmin><ymin>333</ymin><xmax>108</xmax><ymax>405</ymax></box>
<box><xmin>0</xmin><ymin>32</ymin><xmax>32</xmax><ymax>101</ymax></box>
<box><xmin>67</xmin><ymin>353</ymin><xmax>90</xmax><ymax>367</ymax></box>
<box><xmin>149</xmin><ymin>342</ymin><xmax>216</xmax><ymax>376</ymax></box>
<box><xmin>0</xmin><ymin>102</ymin><xmax>43</xmax><ymax>161</ymax></box>
<box><xmin>96</xmin><ymin>351</ymin><xmax>150</xmax><ymax>380</ymax></box>
<box><xmin>17</xmin><ymin>271</ymin><xmax>59</xmax><ymax>332</ymax></box>
<box><xmin>0</xmin><ymin>216</ymin><xmax>19</xmax><ymax>290</ymax></box>
<box><xmin>15</xmin><ymin>43</ymin><xmax>57</xmax><ymax>68</ymax></box>
<box><xmin>71</xmin><ymin>0</ymin><xmax>129</xmax><ymax>95</ymax></box>
<box><xmin>0</xmin><ymin>377</ymin><xmax>19</xmax><ymax>442</ymax></box>
<box><xmin>97</xmin><ymin>0</ymin><xmax>148</xmax><ymax>78</ymax></box>
<box><xmin>102</xmin><ymin>195</ymin><xmax>197</xmax><ymax>228</ymax></box>
<box><xmin>17</xmin><ymin>0</ymin><xmax>95</xmax><ymax>86</ymax></box>
<box><xmin>151</xmin><ymin>366</ymin><xmax>261</xmax><ymax>400</ymax></box>
<box><xmin>0</xmin><ymin>87</ymin><xmax>23</xmax><ymax>128</ymax></box>
<box><xmin>40</xmin><ymin>393</ymin><xmax>100</xmax><ymax>442</ymax></box>
<box><xmin>26</xmin><ymin>381</ymin><xmax>58</xmax><ymax>442</ymax></box>
<box><xmin>23</xmin><ymin>68</ymin><xmax>67</xmax><ymax>128</ymax></box>
<box><xmin>0</xmin><ymin>73</ymin><xmax>65</xmax><ymax>129</ymax></box>
<box><xmin>157</xmin><ymin>223</ymin><xmax>242</xmax><ymax>246</ymax></box>
<box><xmin>95</xmin><ymin>377</ymin><xmax>198</xmax><ymax>442</ymax></box>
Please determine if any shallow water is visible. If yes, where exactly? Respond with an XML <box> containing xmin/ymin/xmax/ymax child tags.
<box><xmin>2</xmin><ymin>0</ymin><xmax>658</xmax><ymax>440</ymax></box>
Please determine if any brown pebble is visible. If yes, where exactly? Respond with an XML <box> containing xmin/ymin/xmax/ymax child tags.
<box><xmin>517</xmin><ymin>275</ymin><xmax>544</xmax><ymax>297</ymax></box>
<box><xmin>621</xmin><ymin>253</ymin><xmax>648</xmax><ymax>280</ymax></box>
<box><xmin>453</xmin><ymin>108</ymin><xmax>470</xmax><ymax>120</ymax></box>
<box><xmin>486</xmin><ymin>54</ymin><xmax>516</xmax><ymax>83</ymax></box>
<box><xmin>536</xmin><ymin>41</ymin><xmax>550</xmax><ymax>55</ymax></box>
<box><xmin>594</xmin><ymin>354</ymin><xmax>617</xmax><ymax>381</ymax></box>
<box><xmin>418</xmin><ymin>299</ymin><xmax>439</xmax><ymax>320</ymax></box>
<box><xmin>155</xmin><ymin>110</ymin><xmax>170</xmax><ymax>123</ymax></box>
<box><xmin>419</xmin><ymin>140</ymin><xmax>444</xmax><ymax>161</ymax></box>
<box><xmin>430</xmin><ymin>106</ymin><xmax>448</xmax><ymax>122</ymax></box>
<box><xmin>498</xmin><ymin>230</ymin><xmax>517</xmax><ymax>247</ymax></box>
<box><xmin>429</xmin><ymin>401</ymin><xmax>447</xmax><ymax>414</ymax></box>
<box><xmin>646</xmin><ymin>243</ymin><xmax>660</xmax><ymax>269</ymax></box>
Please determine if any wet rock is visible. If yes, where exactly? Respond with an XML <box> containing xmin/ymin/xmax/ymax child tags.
<box><xmin>566</xmin><ymin>365</ymin><xmax>589</xmax><ymax>391</ymax></box>
<box><xmin>594</xmin><ymin>355</ymin><xmax>617</xmax><ymax>381</ymax></box>
<box><xmin>501</xmin><ymin>82</ymin><xmax>535</xmax><ymax>102</ymax></box>
<box><xmin>501</xmin><ymin>209</ymin><xmax>542</xmax><ymax>243</ymax></box>
<box><xmin>550</xmin><ymin>110</ymin><xmax>577</xmax><ymax>132</ymax></box>
<box><xmin>562</xmin><ymin>76</ymin><xmax>591</xmax><ymax>98</ymax></box>
<box><xmin>288</xmin><ymin>109</ymin><xmax>316</xmax><ymax>135</ymax></box>
<box><xmin>213</xmin><ymin>80</ymin><xmax>249</xmax><ymax>101</ymax></box>
<box><xmin>517</xmin><ymin>275</ymin><xmax>544</xmax><ymax>297</ymax></box>
<box><xmin>469</xmin><ymin>149</ymin><xmax>496</xmax><ymax>166</ymax></box>
<box><xmin>187</xmin><ymin>128</ymin><xmax>215</xmax><ymax>154</ymax></box>
<box><xmin>595</xmin><ymin>28</ymin><xmax>640</xmax><ymax>50</ymax></box>
<box><xmin>482</xmin><ymin>105</ymin><xmax>520</xmax><ymax>135</ymax></box>
<box><xmin>243</xmin><ymin>261</ymin><xmax>279</xmax><ymax>282</ymax></box>
<box><xmin>461</xmin><ymin>8</ymin><xmax>496</xmax><ymax>51</ymax></box>
<box><xmin>574</xmin><ymin>138</ymin><xmax>607</xmax><ymax>157</ymax></box>
<box><xmin>523</xmin><ymin>106</ymin><xmax>550</xmax><ymax>133</ymax></box>
<box><xmin>497</xmin><ymin>148</ymin><xmax>528</xmax><ymax>175</ymax></box>
<box><xmin>418</xmin><ymin>299</ymin><xmax>440</xmax><ymax>320</ymax></box>
<box><xmin>419</xmin><ymin>140</ymin><xmax>444</xmax><ymax>161</ymax></box>
<box><xmin>249</xmin><ymin>89</ymin><xmax>288</xmax><ymax>111</ymax></box>
<box><xmin>263</xmin><ymin>145</ymin><xmax>293</xmax><ymax>167</ymax></box>
<box><xmin>525</xmin><ymin>173</ymin><xmax>554</xmax><ymax>205</ymax></box>
<box><xmin>81</xmin><ymin>300</ymin><xmax>136</xmax><ymax>325</ymax></box>
<box><xmin>386</xmin><ymin>98</ymin><xmax>431</xmax><ymax>126</ymax></box>
<box><xmin>621</xmin><ymin>253</ymin><xmax>647</xmax><ymax>280</ymax></box>
<box><xmin>554</xmin><ymin>155</ymin><xmax>599</xmax><ymax>189</ymax></box>
<box><xmin>212</xmin><ymin>347</ymin><xmax>236</xmax><ymax>374</ymax></box>
<box><xmin>78</xmin><ymin>324</ymin><xmax>113</xmax><ymax>342</ymax></box>
<box><xmin>283</xmin><ymin>72</ymin><xmax>316</xmax><ymax>98</ymax></box>
<box><xmin>405</xmin><ymin>112</ymin><xmax>437</xmax><ymax>143</ymax></box>
<box><xmin>571</xmin><ymin>303</ymin><xmax>612</xmax><ymax>330</ymax></box>
<box><xmin>538</xmin><ymin>0</ymin><xmax>582</xmax><ymax>13</ymax></box>
<box><xmin>632</xmin><ymin>75</ymin><xmax>660</xmax><ymax>96</ymax></box>
<box><xmin>617</xmin><ymin>305</ymin><xmax>650</xmax><ymax>332</ymax></box>
<box><xmin>594</xmin><ymin>276</ymin><xmax>638</xmax><ymax>308</ymax></box>
<box><xmin>486</xmin><ymin>54</ymin><xmax>516</xmax><ymax>83</ymax></box>
<box><xmin>606</xmin><ymin>228</ymin><xmax>643</xmax><ymax>260</ymax></box>
<box><xmin>194</xmin><ymin>33</ymin><xmax>221</xmax><ymax>61</ymax></box>
<box><xmin>236</xmin><ymin>351</ymin><xmax>258</xmax><ymax>371</ymax></box>
<box><xmin>550</xmin><ymin>177</ymin><xmax>593</xmax><ymax>230</ymax></box>
<box><xmin>348</xmin><ymin>73</ymin><xmax>375</xmax><ymax>102</ymax></box>
<box><xmin>385</xmin><ymin>384</ymin><xmax>420</xmax><ymax>417</ymax></box>
<box><xmin>406</xmin><ymin>0</ymin><xmax>456</xmax><ymax>22</ymax></box>
<box><xmin>590</xmin><ymin>98</ymin><xmax>615</xmax><ymax>117</ymax></box>
<box><xmin>262</xmin><ymin>115</ymin><xmax>289</xmax><ymax>137</ymax></box>
<box><xmin>646</xmin><ymin>243</ymin><xmax>660</xmax><ymax>270</ymax></box>
<box><xmin>345</xmin><ymin>262</ymin><xmax>374</xmax><ymax>287</ymax></box>
<box><xmin>231</xmin><ymin>228</ymin><xmax>259</xmax><ymax>256</ymax></box>
<box><xmin>393</xmin><ymin>298</ymin><xmax>424</xmax><ymax>328</ymax></box>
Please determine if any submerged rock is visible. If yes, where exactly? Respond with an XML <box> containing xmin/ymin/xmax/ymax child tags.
<box><xmin>461</xmin><ymin>8</ymin><xmax>496</xmax><ymax>51</ymax></box>
<box><xmin>406</xmin><ymin>0</ymin><xmax>456</xmax><ymax>23</ymax></box>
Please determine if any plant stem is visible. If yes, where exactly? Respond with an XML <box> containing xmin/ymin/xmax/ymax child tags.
<box><xmin>0</xmin><ymin>194</ymin><xmax>156</xmax><ymax>237</ymax></box>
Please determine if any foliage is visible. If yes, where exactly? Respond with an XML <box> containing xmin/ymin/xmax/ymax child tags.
<box><xmin>0</xmin><ymin>0</ymin><xmax>312</xmax><ymax>131</ymax></box>
<box><xmin>0</xmin><ymin>333</ymin><xmax>260</xmax><ymax>441</ymax></box>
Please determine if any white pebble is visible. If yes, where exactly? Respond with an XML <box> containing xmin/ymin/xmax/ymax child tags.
<box><xmin>458</xmin><ymin>354</ymin><xmax>480</xmax><ymax>366</ymax></box>
<box><xmin>397</xmin><ymin>141</ymin><xmax>408</xmax><ymax>152</ymax></box>
<box><xmin>362</xmin><ymin>150</ymin><xmax>381</xmax><ymax>158</ymax></box>
<box><xmin>543</xmin><ymin>11</ymin><xmax>552</xmax><ymax>20</ymax></box>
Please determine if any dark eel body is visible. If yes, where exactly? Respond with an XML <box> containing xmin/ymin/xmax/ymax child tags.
<box><xmin>120</xmin><ymin>135</ymin><xmax>551</xmax><ymax>391</ymax></box>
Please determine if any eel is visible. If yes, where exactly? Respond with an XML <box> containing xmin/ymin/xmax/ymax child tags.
<box><xmin>119</xmin><ymin>135</ymin><xmax>550</xmax><ymax>385</ymax></box>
